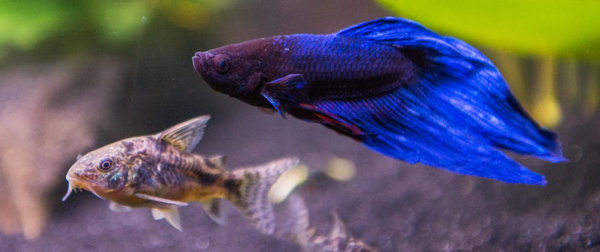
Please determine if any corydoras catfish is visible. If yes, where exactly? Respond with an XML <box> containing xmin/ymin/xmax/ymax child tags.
<box><xmin>62</xmin><ymin>115</ymin><xmax>298</xmax><ymax>234</ymax></box>
<box><xmin>192</xmin><ymin>17</ymin><xmax>567</xmax><ymax>185</ymax></box>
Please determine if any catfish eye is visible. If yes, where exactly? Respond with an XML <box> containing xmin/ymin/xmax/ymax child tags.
<box><xmin>99</xmin><ymin>159</ymin><xmax>113</xmax><ymax>171</ymax></box>
<box><xmin>214</xmin><ymin>56</ymin><xmax>231</xmax><ymax>73</ymax></box>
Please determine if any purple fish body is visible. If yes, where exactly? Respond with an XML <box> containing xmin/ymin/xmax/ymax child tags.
<box><xmin>196</xmin><ymin>34</ymin><xmax>415</xmax><ymax>106</ymax></box>
<box><xmin>193</xmin><ymin>17</ymin><xmax>567</xmax><ymax>185</ymax></box>
<box><xmin>261</xmin><ymin>34</ymin><xmax>416</xmax><ymax>99</ymax></box>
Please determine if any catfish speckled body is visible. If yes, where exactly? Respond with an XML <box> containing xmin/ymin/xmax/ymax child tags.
<box><xmin>63</xmin><ymin>116</ymin><xmax>298</xmax><ymax>234</ymax></box>
<box><xmin>193</xmin><ymin>17</ymin><xmax>567</xmax><ymax>185</ymax></box>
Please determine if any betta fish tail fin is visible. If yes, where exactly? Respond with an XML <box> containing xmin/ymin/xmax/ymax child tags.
<box><xmin>230</xmin><ymin>157</ymin><xmax>299</xmax><ymax>235</ymax></box>
<box><xmin>333</xmin><ymin>17</ymin><xmax>566</xmax><ymax>185</ymax></box>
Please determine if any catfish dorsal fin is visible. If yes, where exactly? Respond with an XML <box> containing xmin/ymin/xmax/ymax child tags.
<box><xmin>155</xmin><ymin>115</ymin><xmax>211</xmax><ymax>152</ymax></box>
<box><xmin>208</xmin><ymin>155</ymin><xmax>227</xmax><ymax>171</ymax></box>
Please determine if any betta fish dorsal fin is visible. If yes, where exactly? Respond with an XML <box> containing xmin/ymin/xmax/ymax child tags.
<box><xmin>135</xmin><ymin>193</ymin><xmax>188</xmax><ymax>207</ymax></box>
<box><xmin>336</xmin><ymin>17</ymin><xmax>440</xmax><ymax>47</ymax></box>
<box><xmin>155</xmin><ymin>115</ymin><xmax>211</xmax><ymax>152</ymax></box>
<box><xmin>201</xmin><ymin>199</ymin><xmax>227</xmax><ymax>225</ymax></box>
<box><xmin>261</xmin><ymin>74</ymin><xmax>308</xmax><ymax>118</ymax></box>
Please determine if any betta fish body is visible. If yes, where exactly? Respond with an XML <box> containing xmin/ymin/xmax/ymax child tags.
<box><xmin>62</xmin><ymin>115</ymin><xmax>298</xmax><ymax>234</ymax></box>
<box><xmin>193</xmin><ymin>17</ymin><xmax>566</xmax><ymax>185</ymax></box>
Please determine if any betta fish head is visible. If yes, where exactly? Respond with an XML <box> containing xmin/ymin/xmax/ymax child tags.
<box><xmin>62</xmin><ymin>138</ymin><xmax>153</xmax><ymax>202</ymax></box>
<box><xmin>193</xmin><ymin>40</ymin><xmax>267</xmax><ymax>98</ymax></box>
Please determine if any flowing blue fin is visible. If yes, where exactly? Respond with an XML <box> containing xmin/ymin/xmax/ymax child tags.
<box><xmin>322</xmin><ymin>17</ymin><xmax>568</xmax><ymax>185</ymax></box>
<box><xmin>261</xmin><ymin>74</ymin><xmax>309</xmax><ymax>118</ymax></box>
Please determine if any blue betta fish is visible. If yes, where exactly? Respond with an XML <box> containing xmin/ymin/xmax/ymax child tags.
<box><xmin>192</xmin><ymin>17</ymin><xmax>566</xmax><ymax>185</ymax></box>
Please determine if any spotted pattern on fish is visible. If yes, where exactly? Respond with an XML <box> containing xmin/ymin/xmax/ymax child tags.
<box><xmin>64</xmin><ymin>116</ymin><xmax>298</xmax><ymax>235</ymax></box>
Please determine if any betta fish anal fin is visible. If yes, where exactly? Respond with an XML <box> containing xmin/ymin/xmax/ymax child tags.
<box><xmin>295</xmin><ymin>104</ymin><xmax>368</xmax><ymax>140</ymax></box>
<box><xmin>258</xmin><ymin>107</ymin><xmax>278</xmax><ymax>115</ymax></box>
<box><xmin>260</xmin><ymin>74</ymin><xmax>309</xmax><ymax>118</ymax></box>
<box><xmin>325</xmin><ymin>17</ymin><xmax>566</xmax><ymax>185</ymax></box>
<box><xmin>230</xmin><ymin>157</ymin><xmax>299</xmax><ymax>235</ymax></box>
<box><xmin>201</xmin><ymin>199</ymin><xmax>227</xmax><ymax>225</ymax></box>
<box><xmin>155</xmin><ymin>115</ymin><xmax>211</xmax><ymax>152</ymax></box>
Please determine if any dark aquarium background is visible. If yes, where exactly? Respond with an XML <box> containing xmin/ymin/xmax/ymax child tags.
<box><xmin>0</xmin><ymin>0</ymin><xmax>599</xmax><ymax>251</ymax></box>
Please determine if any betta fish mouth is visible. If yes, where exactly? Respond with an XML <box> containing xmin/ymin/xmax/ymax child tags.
<box><xmin>192</xmin><ymin>52</ymin><xmax>208</xmax><ymax>74</ymax></box>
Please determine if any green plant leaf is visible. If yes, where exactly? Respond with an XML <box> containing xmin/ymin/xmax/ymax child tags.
<box><xmin>375</xmin><ymin>0</ymin><xmax>600</xmax><ymax>60</ymax></box>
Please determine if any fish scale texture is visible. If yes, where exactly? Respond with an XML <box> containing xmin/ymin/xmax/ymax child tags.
<box><xmin>274</xmin><ymin>34</ymin><xmax>409</xmax><ymax>100</ymax></box>
<box><xmin>268</xmin><ymin>17</ymin><xmax>565</xmax><ymax>185</ymax></box>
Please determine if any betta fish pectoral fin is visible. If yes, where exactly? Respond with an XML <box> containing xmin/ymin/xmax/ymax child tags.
<box><xmin>261</xmin><ymin>74</ymin><xmax>309</xmax><ymax>117</ymax></box>
<box><xmin>261</xmin><ymin>75</ymin><xmax>367</xmax><ymax>138</ymax></box>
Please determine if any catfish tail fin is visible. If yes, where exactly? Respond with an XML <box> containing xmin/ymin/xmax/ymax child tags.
<box><xmin>332</xmin><ymin>17</ymin><xmax>567</xmax><ymax>185</ymax></box>
<box><xmin>230</xmin><ymin>157</ymin><xmax>299</xmax><ymax>235</ymax></box>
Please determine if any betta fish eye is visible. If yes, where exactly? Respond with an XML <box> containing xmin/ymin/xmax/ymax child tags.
<box><xmin>214</xmin><ymin>55</ymin><xmax>231</xmax><ymax>73</ymax></box>
<box><xmin>98</xmin><ymin>159</ymin><xmax>113</xmax><ymax>171</ymax></box>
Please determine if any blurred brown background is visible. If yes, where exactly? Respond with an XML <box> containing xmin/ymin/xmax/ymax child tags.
<box><xmin>0</xmin><ymin>0</ymin><xmax>599</xmax><ymax>251</ymax></box>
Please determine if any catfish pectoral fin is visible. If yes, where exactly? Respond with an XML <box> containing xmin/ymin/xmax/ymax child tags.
<box><xmin>135</xmin><ymin>193</ymin><xmax>188</xmax><ymax>207</ymax></box>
